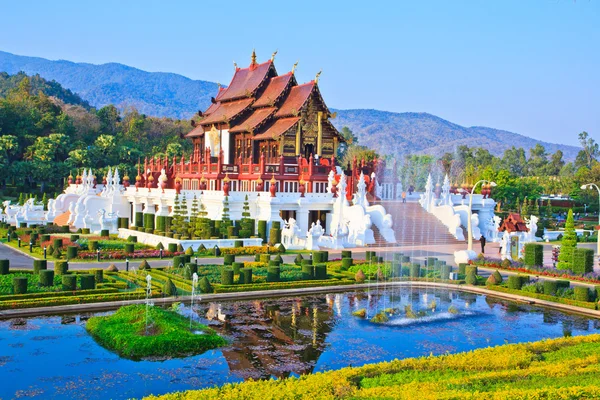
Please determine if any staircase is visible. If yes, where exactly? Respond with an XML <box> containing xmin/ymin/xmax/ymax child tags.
<box><xmin>371</xmin><ymin>201</ymin><xmax>464</xmax><ymax>246</ymax></box>
<box><xmin>53</xmin><ymin>211</ymin><xmax>71</xmax><ymax>227</ymax></box>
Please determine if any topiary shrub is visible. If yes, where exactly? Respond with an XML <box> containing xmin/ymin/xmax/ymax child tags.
<box><xmin>62</xmin><ymin>275</ymin><xmax>77</xmax><ymax>291</ymax></box>
<box><xmin>168</xmin><ymin>243</ymin><xmax>177</xmax><ymax>253</ymax></box>
<box><xmin>260</xmin><ymin>254</ymin><xmax>271</xmax><ymax>263</ymax></box>
<box><xmin>33</xmin><ymin>260</ymin><xmax>47</xmax><ymax>274</ymax></box>
<box><xmin>492</xmin><ymin>270</ymin><xmax>503</xmax><ymax>284</ymax></box>
<box><xmin>410</xmin><ymin>263</ymin><xmax>421</xmax><ymax>278</ymax></box>
<box><xmin>52</xmin><ymin>247</ymin><xmax>62</xmax><ymax>259</ymax></box>
<box><xmin>294</xmin><ymin>253</ymin><xmax>304</xmax><ymax>265</ymax></box>
<box><xmin>185</xmin><ymin>247</ymin><xmax>194</xmax><ymax>256</ymax></box>
<box><xmin>13</xmin><ymin>277</ymin><xmax>27</xmax><ymax>294</ymax></box>
<box><xmin>427</xmin><ymin>257</ymin><xmax>437</xmax><ymax>267</ymax></box>
<box><xmin>556</xmin><ymin>280</ymin><xmax>571</xmax><ymax>289</ymax></box>
<box><xmin>458</xmin><ymin>263</ymin><xmax>467</xmax><ymax>275</ymax></box>
<box><xmin>557</xmin><ymin>209</ymin><xmax>576</xmax><ymax>270</ymax></box>
<box><xmin>507</xmin><ymin>275</ymin><xmax>524</xmax><ymax>290</ymax></box>
<box><xmin>572</xmin><ymin>248</ymin><xmax>594</xmax><ymax>274</ymax></box>
<box><xmin>39</xmin><ymin>270</ymin><xmax>55</xmax><ymax>287</ymax></box>
<box><xmin>94</xmin><ymin>269</ymin><xmax>103</xmax><ymax>283</ymax></box>
<box><xmin>0</xmin><ymin>259</ymin><xmax>9</xmax><ymax>275</ymax></box>
<box><xmin>268</xmin><ymin>228</ymin><xmax>281</xmax><ymax>245</ymax></box>
<box><xmin>312</xmin><ymin>251</ymin><xmax>323</xmax><ymax>263</ymax></box>
<box><xmin>106</xmin><ymin>264</ymin><xmax>118</xmax><ymax>272</ymax></box>
<box><xmin>100</xmin><ymin>229</ymin><xmax>109</xmax><ymax>237</ymax></box>
<box><xmin>89</xmin><ymin>240</ymin><xmax>99</xmax><ymax>251</ymax></box>
<box><xmin>341</xmin><ymin>258</ymin><xmax>353</xmax><ymax>271</ymax></box>
<box><xmin>234</xmin><ymin>240</ymin><xmax>244</xmax><ymax>248</ymax></box>
<box><xmin>53</xmin><ymin>238</ymin><xmax>63</xmax><ymax>249</ymax></box>
<box><xmin>241</xmin><ymin>268</ymin><xmax>253</xmax><ymax>284</ymax></box>
<box><xmin>138</xmin><ymin>259</ymin><xmax>150</xmax><ymax>270</ymax></box>
<box><xmin>232</xmin><ymin>262</ymin><xmax>244</xmax><ymax>275</ymax></box>
<box><xmin>486</xmin><ymin>274</ymin><xmax>498</xmax><ymax>285</ymax></box>
<box><xmin>66</xmin><ymin>246</ymin><xmax>78</xmax><ymax>260</ymax></box>
<box><xmin>81</xmin><ymin>228</ymin><xmax>91</xmax><ymax>235</ymax></box>
<box><xmin>127</xmin><ymin>235</ymin><xmax>137</xmax><ymax>243</ymax></box>
<box><xmin>543</xmin><ymin>280</ymin><xmax>558</xmax><ymax>296</ymax></box>
<box><xmin>465</xmin><ymin>268</ymin><xmax>478</xmax><ymax>285</ymax></box>
<box><xmin>223</xmin><ymin>254</ymin><xmax>235</xmax><ymax>265</ymax></box>
<box><xmin>70</xmin><ymin>234</ymin><xmax>80</xmax><ymax>241</ymax></box>
<box><xmin>221</xmin><ymin>268</ymin><xmax>234</xmax><ymax>285</ymax></box>
<box><xmin>574</xmin><ymin>286</ymin><xmax>590</xmax><ymax>302</ymax></box>
<box><xmin>315</xmin><ymin>264</ymin><xmax>327</xmax><ymax>280</ymax></box>
<box><xmin>40</xmin><ymin>234</ymin><xmax>51</xmax><ymax>242</ymax></box>
<box><xmin>355</xmin><ymin>270</ymin><xmax>366</xmax><ymax>283</ymax></box>
<box><xmin>80</xmin><ymin>274</ymin><xmax>95</xmax><ymax>290</ymax></box>
<box><xmin>341</xmin><ymin>250</ymin><xmax>352</xmax><ymax>259</ymax></box>
<box><xmin>440</xmin><ymin>264</ymin><xmax>450</xmax><ymax>280</ymax></box>
<box><xmin>524</xmin><ymin>243</ymin><xmax>544</xmax><ymax>266</ymax></box>
<box><xmin>269</xmin><ymin>260</ymin><xmax>281</xmax><ymax>267</ymax></box>
<box><xmin>267</xmin><ymin>266</ymin><xmax>281</xmax><ymax>282</ymax></box>
<box><xmin>156</xmin><ymin>242</ymin><xmax>164</xmax><ymax>250</ymax></box>
<box><xmin>163</xmin><ymin>278</ymin><xmax>178</xmax><ymax>296</ymax></box>
<box><xmin>199</xmin><ymin>276</ymin><xmax>213</xmax><ymax>293</ymax></box>
<box><xmin>302</xmin><ymin>264</ymin><xmax>314</xmax><ymax>280</ymax></box>
<box><xmin>172</xmin><ymin>256</ymin><xmax>184</xmax><ymax>268</ymax></box>
<box><xmin>54</xmin><ymin>260</ymin><xmax>68</xmax><ymax>275</ymax></box>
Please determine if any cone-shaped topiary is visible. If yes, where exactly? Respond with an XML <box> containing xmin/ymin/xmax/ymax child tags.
<box><xmin>156</xmin><ymin>242</ymin><xmax>164</xmax><ymax>250</ymax></box>
<box><xmin>492</xmin><ymin>270</ymin><xmax>503</xmax><ymax>284</ymax></box>
<box><xmin>163</xmin><ymin>278</ymin><xmax>178</xmax><ymax>296</ymax></box>
<box><xmin>139</xmin><ymin>260</ymin><xmax>151</xmax><ymax>270</ymax></box>
<box><xmin>355</xmin><ymin>269</ymin><xmax>366</xmax><ymax>283</ymax></box>
<box><xmin>199</xmin><ymin>276</ymin><xmax>213</xmax><ymax>293</ymax></box>
<box><xmin>295</xmin><ymin>253</ymin><xmax>304</xmax><ymax>265</ymax></box>
<box><xmin>185</xmin><ymin>247</ymin><xmax>194</xmax><ymax>256</ymax></box>
<box><xmin>106</xmin><ymin>264</ymin><xmax>118</xmax><ymax>272</ymax></box>
<box><xmin>557</xmin><ymin>209</ymin><xmax>577</xmax><ymax>270</ymax></box>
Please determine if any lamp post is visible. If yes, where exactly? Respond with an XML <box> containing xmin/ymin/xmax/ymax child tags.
<box><xmin>467</xmin><ymin>180</ymin><xmax>497</xmax><ymax>252</ymax></box>
<box><xmin>96</xmin><ymin>248</ymin><xmax>101</xmax><ymax>262</ymax></box>
<box><xmin>580</xmin><ymin>183</ymin><xmax>600</xmax><ymax>256</ymax></box>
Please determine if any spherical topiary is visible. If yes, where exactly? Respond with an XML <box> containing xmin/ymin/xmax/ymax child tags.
<box><xmin>315</xmin><ymin>264</ymin><xmax>327</xmax><ymax>280</ymax></box>
<box><xmin>267</xmin><ymin>266</ymin><xmax>281</xmax><ymax>282</ymax></box>
<box><xmin>33</xmin><ymin>260</ymin><xmax>47</xmax><ymax>274</ymax></box>
<box><xmin>223</xmin><ymin>254</ymin><xmax>235</xmax><ymax>265</ymax></box>
<box><xmin>54</xmin><ymin>261</ymin><xmax>68</xmax><ymax>275</ymax></box>
<box><xmin>221</xmin><ymin>268</ymin><xmax>234</xmax><ymax>285</ymax></box>
<box><xmin>341</xmin><ymin>258</ymin><xmax>353</xmax><ymax>271</ymax></box>
<box><xmin>39</xmin><ymin>270</ymin><xmax>55</xmax><ymax>287</ymax></box>
<box><xmin>355</xmin><ymin>270</ymin><xmax>366</xmax><ymax>283</ymax></box>
<box><xmin>94</xmin><ymin>269</ymin><xmax>103</xmax><ymax>283</ymax></box>
<box><xmin>62</xmin><ymin>274</ymin><xmax>77</xmax><ymax>291</ymax></box>
<box><xmin>199</xmin><ymin>276</ymin><xmax>213</xmax><ymax>293</ymax></box>
<box><xmin>13</xmin><ymin>277</ymin><xmax>27</xmax><ymax>294</ymax></box>
<box><xmin>80</xmin><ymin>274</ymin><xmax>95</xmax><ymax>290</ymax></box>
<box><xmin>0</xmin><ymin>259</ymin><xmax>9</xmax><ymax>275</ymax></box>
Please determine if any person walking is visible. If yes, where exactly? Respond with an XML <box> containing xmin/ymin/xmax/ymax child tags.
<box><xmin>401</xmin><ymin>191</ymin><xmax>407</xmax><ymax>203</ymax></box>
<box><xmin>480</xmin><ymin>235</ymin><xmax>486</xmax><ymax>254</ymax></box>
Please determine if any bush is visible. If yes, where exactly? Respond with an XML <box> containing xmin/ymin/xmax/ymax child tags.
<box><xmin>315</xmin><ymin>264</ymin><xmax>327</xmax><ymax>280</ymax></box>
<box><xmin>232</xmin><ymin>262</ymin><xmax>244</xmax><ymax>275</ymax></box>
<box><xmin>465</xmin><ymin>270</ymin><xmax>478</xmax><ymax>285</ymax></box>
<box><xmin>13</xmin><ymin>277</ymin><xmax>27</xmax><ymax>294</ymax></box>
<box><xmin>543</xmin><ymin>280</ymin><xmax>558</xmax><ymax>296</ymax></box>
<box><xmin>33</xmin><ymin>259</ymin><xmax>47</xmax><ymax>274</ymax></box>
<box><xmin>355</xmin><ymin>270</ymin><xmax>366</xmax><ymax>283</ymax></box>
<box><xmin>199</xmin><ymin>277</ymin><xmax>213</xmax><ymax>293</ymax></box>
<box><xmin>80</xmin><ymin>274</ymin><xmax>95</xmax><ymax>290</ymax></box>
<box><xmin>260</xmin><ymin>254</ymin><xmax>271</xmax><ymax>263</ymax></box>
<box><xmin>341</xmin><ymin>258</ymin><xmax>353</xmax><ymax>271</ymax></box>
<box><xmin>127</xmin><ymin>235</ymin><xmax>138</xmax><ymax>243</ymax></box>
<box><xmin>66</xmin><ymin>246</ymin><xmax>78</xmax><ymax>260</ymax></box>
<box><xmin>257</xmin><ymin>220</ymin><xmax>267</xmax><ymax>243</ymax></box>
<box><xmin>410</xmin><ymin>263</ymin><xmax>421</xmax><ymax>278</ymax></box>
<box><xmin>221</xmin><ymin>268</ymin><xmax>234</xmax><ymax>285</ymax></box>
<box><xmin>156</xmin><ymin>242</ymin><xmax>164</xmax><ymax>250</ymax></box>
<box><xmin>70</xmin><ymin>234</ymin><xmax>80</xmax><ymax>241</ymax></box>
<box><xmin>458</xmin><ymin>263</ymin><xmax>467</xmax><ymax>275</ymax></box>
<box><xmin>89</xmin><ymin>240</ymin><xmax>99</xmax><ymax>251</ymax></box>
<box><xmin>54</xmin><ymin>261</ymin><xmax>68</xmax><ymax>275</ymax></box>
<box><xmin>100</xmin><ymin>229</ymin><xmax>109</xmax><ymax>237</ymax></box>
<box><xmin>168</xmin><ymin>243</ymin><xmax>177</xmax><ymax>253</ymax></box>
<box><xmin>269</xmin><ymin>260</ymin><xmax>281</xmax><ymax>267</ymax></box>
<box><xmin>172</xmin><ymin>256</ymin><xmax>184</xmax><ymax>268</ymax></box>
<box><xmin>62</xmin><ymin>275</ymin><xmax>77</xmax><ymax>291</ymax></box>
<box><xmin>268</xmin><ymin>228</ymin><xmax>281</xmax><ymax>245</ymax></box>
<box><xmin>234</xmin><ymin>240</ymin><xmax>244</xmax><ymax>248</ymax></box>
<box><xmin>273</xmin><ymin>254</ymin><xmax>283</xmax><ymax>263</ymax></box>
<box><xmin>240</xmin><ymin>268</ymin><xmax>253</xmax><ymax>284</ymax></box>
<box><xmin>185</xmin><ymin>247</ymin><xmax>194</xmax><ymax>256</ymax></box>
<box><xmin>302</xmin><ymin>264</ymin><xmax>314</xmax><ymax>280</ymax></box>
<box><xmin>440</xmin><ymin>264</ymin><xmax>450</xmax><ymax>280</ymax></box>
<box><xmin>53</xmin><ymin>238</ymin><xmax>63</xmax><ymax>249</ymax></box>
<box><xmin>507</xmin><ymin>275</ymin><xmax>525</xmax><ymax>290</ymax></box>
<box><xmin>342</xmin><ymin>250</ymin><xmax>352</xmax><ymax>259</ymax></box>
<box><xmin>106</xmin><ymin>264</ymin><xmax>118</xmax><ymax>272</ymax></box>
<box><xmin>294</xmin><ymin>253</ymin><xmax>304</xmax><ymax>265</ymax></box>
<box><xmin>524</xmin><ymin>243</ymin><xmax>544</xmax><ymax>266</ymax></box>
<box><xmin>0</xmin><ymin>259</ymin><xmax>9</xmax><ymax>275</ymax></box>
<box><xmin>223</xmin><ymin>254</ymin><xmax>235</xmax><ymax>265</ymax></box>
<box><xmin>39</xmin><ymin>270</ymin><xmax>54</xmax><ymax>287</ymax></box>
<box><xmin>573</xmin><ymin>286</ymin><xmax>590</xmax><ymax>302</ymax></box>
<box><xmin>163</xmin><ymin>278</ymin><xmax>178</xmax><ymax>296</ymax></box>
<box><xmin>94</xmin><ymin>269</ymin><xmax>104</xmax><ymax>283</ymax></box>
<box><xmin>572</xmin><ymin>248</ymin><xmax>594</xmax><ymax>274</ymax></box>
<box><xmin>81</xmin><ymin>228</ymin><xmax>91</xmax><ymax>234</ymax></box>
<box><xmin>139</xmin><ymin>260</ymin><xmax>151</xmax><ymax>270</ymax></box>
<box><xmin>267</xmin><ymin>266</ymin><xmax>281</xmax><ymax>282</ymax></box>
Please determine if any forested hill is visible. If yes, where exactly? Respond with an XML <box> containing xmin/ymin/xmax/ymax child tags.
<box><xmin>332</xmin><ymin>109</ymin><xmax>581</xmax><ymax>160</ymax></box>
<box><xmin>0</xmin><ymin>50</ymin><xmax>217</xmax><ymax>119</ymax></box>
<box><xmin>0</xmin><ymin>50</ymin><xmax>580</xmax><ymax>159</ymax></box>
<box><xmin>0</xmin><ymin>71</ymin><xmax>90</xmax><ymax>108</ymax></box>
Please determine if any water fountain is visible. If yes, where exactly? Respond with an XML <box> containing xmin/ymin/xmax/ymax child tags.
<box><xmin>145</xmin><ymin>274</ymin><xmax>152</xmax><ymax>334</ymax></box>
<box><xmin>190</xmin><ymin>272</ymin><xmax>199</xmax><ymax>329</ymax></box>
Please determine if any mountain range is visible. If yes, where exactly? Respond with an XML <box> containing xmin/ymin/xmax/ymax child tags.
<box><xmin>0</xmin><ymin>50</ymin><xmax>580</xmax><ymax>160</ymax></box>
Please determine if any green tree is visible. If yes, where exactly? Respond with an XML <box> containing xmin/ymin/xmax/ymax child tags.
<box><xmin>189</xmin><ymin>195</ymin><xmax>199</xmax><ymax>238</ymax></box>
<box><xmin>521</xmin><ymin>197</ymin><xmax>530</xmax><ymax>216</ymax></box>
<box><xmin>557</xmin><ymin>209</ymin><xmax>577</xmax><ymax>271</ymax></box>
<box><xmin>170</xmin><ymin>193</ymin><xmax>184</xmax><ymax>235</ymax></box>
<box><xmin>220</xmin><ymin>196</ymin><xmax>232</xmax><ymax>238</ymax></box>
<box><xmin>577</xmin><ymin>131</ymin><xmax>599</xmax><ymax>169</ymax></box>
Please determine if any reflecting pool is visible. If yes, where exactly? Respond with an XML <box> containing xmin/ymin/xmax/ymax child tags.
<box><xmin>1</xmin><ymin>287</ymin><xmax>599</xmax><ymax>399</ymax></box>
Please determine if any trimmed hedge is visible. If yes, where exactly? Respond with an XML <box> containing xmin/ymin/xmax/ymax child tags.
<box><xmin>341</xmin><ymin>258</ymin><xmax>353</xmax><ymax>271</ymax></box>
<box><xmin>302</xmin><ymin>264</ymin><xmax>314</xmax><ymax>280</ymax></box>
<box><xmin>39</xmin><ymin>270</ymin><xmax>54</xmax><ymax>287</ymax></box>
<box><xmin>410</xmin><ymin>263</ymin><xmax>421</xmax><ymax>278</ymax></box>
<box><xmin>221</xmin><ymin>268</ymin><xmax>234</xmax><ymax>285</ymax></box>
<box><xmin>240</xmin><ymin>268</ymin><xmax>253</xmax><ymax>284</ymax></box>
<box><xmin>125</xmin><ymin>243</ymin><xmax>135</xmax><ymax>254</ymax></box>
<box><xmin>62</xmin><ymin>275</ymin><xmax>77</xmax><ymax>291</ymax></box>
<box><xmin>487</xmin><ymin>285</ymin><xmax>597</xmax><ymax>310</ymax></box>
<box><xmin>33</xmin><ymin>259</ymin><xmax>47</xmax><ymax>274</ymax></box>
<box><xmin>458</xmin><ymin>263</ymin><xmax>467</xmax><ymax>275</ymax></box>
<box><xmin>223</xmin><ymin>254</ymin><xmax>235</xmax><ymax>265</ymax></box>
<box><xmin>213</xmin><ymin>279</ymin><xmax>355</xmax><ymax>294</ymax></box>
<box><xmin>574</xmin><ymin>286</ymin><xmax>590</xmax><ymax>302</ymax></box>
<box><xmin>543</xmin><ymin>280</ymin><xmax>558</xmax><ymax>296</ymax></box>
<box><xmin>232</xmin><ymin>262</ymin><xmax>244</xmax><ymax>275</ymax></box>
<box><xmin>342</xmin><ymin>250</ymin><xmax>352</xmax><ymax>259</ymax></box>
<box><xmin>172</xmin><ymin>256</ymin><xmax>184</xmax><ymax>268</ymax></box>
<box><xmin>440</xmin><ymin>264</ymin><xmax>450</xmax><ymax>280</ymax></box>
<box><xmin>315</xmin><ymin>264</ymin><xmax>327</xmax><ymax>280</ymax></box>
<box><xmin>80</xmin><ymin>274</ymin><xmax>96</xmax><ymax>290</ymax></box>
<box><xmin>507</xmin><ymin>275</ymin><xmax>528</xmax><ymax>290</ymax></box>
<box><xmin>267</xmin><ymin>266</ymin><xmax>281</xmax><ymax>282</ymax></box>
<box><xmin>66</xmin><ymin>246</ymin><xmax>78</xmax><ymax>260</ymax></box>
<box><xmin>100</xmin><ymin>229</ymin><xmax>110</xmax><ymax>237</ymax></box>
<box><xmin>94</xmin><ymin>269</ymin><xmax>104</xmax><ymax>283</ymax></box>
<box><xmin>13</xmin><ymin>277</ymin><xmax>27</xmax><ymax>294</ymax></box>
<box><xmin>572</xmin><ymin>248</ymin><xmax>594</xmax><ymax>274</ymax></box>
<box><xmin>524</xmin><ymin>243</ymin><xmax>544</xmax><ymax>266</ymax></box>
<box><xmin>168</xmin><ymin>243</ymin><xmax>177</xmax><ymax>253</ymax></box>
<box><xmin>0</xmin><ymin>259</ymin><xmax>9</xmax><ymax>275</ymax></box>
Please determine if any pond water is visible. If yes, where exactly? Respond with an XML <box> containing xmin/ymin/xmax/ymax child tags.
<box><xmin>1</xmin><ymin>286</ymin><xmax>599</xmax><ymax>399</ymax></box>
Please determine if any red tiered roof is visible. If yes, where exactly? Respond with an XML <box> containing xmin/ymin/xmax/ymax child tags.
<box><xmin>253</xmin><ymin>73</ymin><xmax>293</xmax><ymax>108</ymax></box>
<box><xmin>275</xmin><ymin>82</ymin><xmax>315</xmax><ymax>117</ymax></box>
<box><xmin>216</xmin><ymin>61</ymin><xmax>273</xmax><ymax>102</ymax></box>
<box><xmin>229</xmin><ymin>107</ymin><xmax>276</xmax><ymax>133</ymax></box>
<box><xmin>185</xmin><ymin>125</ymin><xmax>205</xmax><ymax>138</ymax></box>
<box><xmin>199</xmin><ymin>98</ymin><xmax>254</xmax><ymax>126</ymax></box>
<box><xmin>499</xmin><ymin>213</ymin><xmax>529</xmax><ymax>233</ymax></box>
<box><xmin>253</xmin><ymin>117</ymin><xmax>299</xmax><ymax>140</ymax></box>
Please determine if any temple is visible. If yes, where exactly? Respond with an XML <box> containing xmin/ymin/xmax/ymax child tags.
<box><xmin>146</xmin><ymin>50</ymin><xmax>345</xmax><ymax>195</ymax></box>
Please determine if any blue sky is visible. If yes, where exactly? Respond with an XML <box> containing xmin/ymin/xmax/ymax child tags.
<box><xmin>0</xmin><ymin>0</ymin><xmax>598</xmax><ymax>147</ymax></box>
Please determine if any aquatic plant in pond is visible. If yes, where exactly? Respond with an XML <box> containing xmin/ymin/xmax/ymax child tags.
<box><xmin>85</xmin><ymin>304</ymin><xmax>226</xmax><ymax>360</ymax></box>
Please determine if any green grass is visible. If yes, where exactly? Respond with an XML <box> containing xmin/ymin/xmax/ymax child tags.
<box><xmin>86</xmin><ymin>304</ymin><xmax>226</xmax><ymax>360</ymax></box>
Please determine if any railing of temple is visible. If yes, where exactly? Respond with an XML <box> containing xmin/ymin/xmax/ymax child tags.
<box><xmin>222</xmin><ymin>165</ymin><xmax>238</xmax><ymax>173</ymax></box>
<box><xmin>170</xmin><ymin>162</ymin><xmax>330</xmax><ymax>177</ymax></box>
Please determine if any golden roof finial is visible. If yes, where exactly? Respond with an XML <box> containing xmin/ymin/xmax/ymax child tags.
<box><xmin>251</xmin><ymin>49</ymin><xmax>257</xmax><ymax>65</ymax></box>
<box><xmin>223</xmin><ymin>173</ymin><xmax>230</xmax><ymax>183</ymax></box>
<box><xmin>270</xmin><ymin>174</ymin><xmax>276</xmax><ymax>184</ymax></box>
<box><xmin>315</xmin><ymin>70</ymin><xmax>322</xmax><ymax>84</ymax></box>
<box><xmin>292</xmin><ymin>61</ymin><xmax>298</xmax><ymax>74</ymax></box>
<box><xmin>271</xmin><ymin>50</ymin><xmax>278</xmax><ymax>62</ymax></box>
<box><xmin>233</xmin><ymin>61</ymin><xmax>238</xmax><ymax>70</ymax></box>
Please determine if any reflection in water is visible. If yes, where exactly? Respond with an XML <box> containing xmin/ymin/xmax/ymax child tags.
<box><xmin>1</xmin><ymin>288</ymin><xmax>600</xmax><ymax>400</ymax></box>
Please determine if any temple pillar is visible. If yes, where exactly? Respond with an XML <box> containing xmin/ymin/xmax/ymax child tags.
<box><xmin>296</xmin><ymin>203</ymin><xmax>309</xmax><ymax>235</ymax></box>
<box><xmin>142</xmin><ymin>202</ymin><xmax>156</xmax><ymax>232</ymax></box>
<box><xmin>295</xmin><ymin>123</ymin><xmax>301</xmax><ymax>156</ymax></box>
<box><xmin>133</xmin><ymin>202</ymin><xmax>144</xmax><ymax>227</ymax></box>
<box><xmin>317</xmin><ymin>111</ymin><xmax>323</xmax><ymax>156</ymax></box>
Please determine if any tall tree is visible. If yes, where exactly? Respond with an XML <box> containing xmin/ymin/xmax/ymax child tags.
<box><xmin>557</xmin><ymin>209</ymin><xmax>577</xmax><ymax>271</ymax></box>
<box><xmin>578</xmin><ymin>131</ymin><xmax>599</xmax><ymax>169</ymax></box>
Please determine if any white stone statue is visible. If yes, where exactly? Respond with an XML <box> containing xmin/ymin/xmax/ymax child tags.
<box><xmin>306</xmin><ymin>220</ymin><xmax>324</xmax><ymax>250</ymax></box>
<box><xmin>471</xmin><ymin>213</ymin><xmax>482</xmax><ymax>240</ymax></box>
<box><xmin>66</xmin><ymin>201</ymin><xmax>76</xmax><ymax>225</ymax></box>
<box><xmin>525</xmin><ymin>215</ymin><xmax>539</xmax><ymax>243</ymax></box>
<box><xmin>282</xmin><ymin>218</ymin><xmax>304</xmax><ymax>249</ymax></box>
<box><xmin>98</xmin><ymin>208</ymin><xmax>119</xmax><ymax>233</ymax></box>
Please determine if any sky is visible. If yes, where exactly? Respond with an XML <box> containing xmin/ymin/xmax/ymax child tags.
<box><xmin>0</xmin><ymin>0</ymin><xmax>598</xmax><ymax>147</ymax></box>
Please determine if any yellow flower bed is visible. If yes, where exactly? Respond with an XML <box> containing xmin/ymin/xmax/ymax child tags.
<box><xmin>144</xmin><ymin>334</ymin><xmax>600</xmax><ymax>400</ymax></box>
